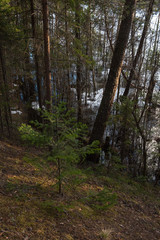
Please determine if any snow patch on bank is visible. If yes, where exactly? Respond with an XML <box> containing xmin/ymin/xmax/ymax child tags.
<box><xmin>11</xmin><ymin>110</ymin><xmax>22</xmax><ymax>115</ymax></box>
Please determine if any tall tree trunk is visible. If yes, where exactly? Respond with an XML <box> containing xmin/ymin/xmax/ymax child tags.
<box><xmin>119</xmin><ymin>0</ymin><xmax>154</xmax><ymax>163</ymax></box>
<box><xmin>88</xmin><ymin>0</ymin><xmax>136</xmax><ymax>161</ymax></box>
<box><xmin>0</xmin><ymin>45</ymin><xmax>12</xmax><ymax>136</ymax></box>
<box><xmin>65</xmin><ymin>2</ymin><xmax>71</xmax><ymax>108</ymax></box>
<box><xmin>21</xmin><ymin>0</ymin><xmax>35</xmax><ymax>105</ymax></box>
<box><xmin>42</xmin><ymin>0</ymin><xmax>52</xmax><ymax>111</ymax></box>
<box><xmin>139</xmin><ymin>63</ymin><xmax>158</xmax><ymax>123</ymax></box>
<box><xmin>30</xmin><ymin>0</ymin><xmax>42</xmax><ymax>109</ymax></box>
<box><xmin>123</xmin><ymin>0</ymin><xmax>155</xmax><ymax>97</ymax></box>
<box><xmin>75</xmin><ymin>0</ymin><xmax>82</xmax><ymax>122</ymax></box>
<box><xmin>138</xmin><ymin>15</ymin><xmax>159</xmax><ymax>123</ymax></box>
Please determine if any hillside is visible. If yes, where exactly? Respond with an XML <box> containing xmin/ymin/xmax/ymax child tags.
<box><xmin>0</xmin><ymin>140</ymin><xmax>160</xmax><ymax>240</ymax></box>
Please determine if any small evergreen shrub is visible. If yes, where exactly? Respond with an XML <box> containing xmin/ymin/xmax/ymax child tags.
<box><xmin>19</xmin><ymin>102</ymin><xmax>99</xmax><ymax>194</ymax></box>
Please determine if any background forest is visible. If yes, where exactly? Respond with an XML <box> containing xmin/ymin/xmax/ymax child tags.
<box><xmin>0</xmin><ymin>0</ymin><xmax>160</xmax><ymax>180</ymax></box>
<box><xmin>1</xmin><ymin>0</ymin><xmax>160</xmax><ymax>239</ymax></box>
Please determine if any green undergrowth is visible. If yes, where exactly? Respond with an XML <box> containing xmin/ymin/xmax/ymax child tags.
<box><xmin>81</xmin><ymin>188</ymin><xmax>117</xmax><ymax>212</ymax></box>
<box><xmin>6</xmin><ymin>153</ymin><xmax>160</xmax><ymax>207</ymax></box>
<box><xmin>36</xmin><ymin>200</ymin><xmax>68</xmax><ymax>217</ymax></box>
<box><xmin>94</xmin><ymin>167</ymin><xmax>160</xmax><ymax>204</ymax></box>
<box><xmin>23</xmin><ymin>155</ymin><xmax>50</xmax><ymax>171</ymax></box>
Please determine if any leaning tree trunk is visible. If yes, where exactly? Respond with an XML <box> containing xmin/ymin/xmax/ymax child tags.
<box><xmin>88</xmin><ymin>0</ymin><xmax>136</xmax><ymax>163</ymax></box>
<box><xmin>42</xmin><ymin>0</ymin><xmax>52</xmax><ymax>111</ymax></box>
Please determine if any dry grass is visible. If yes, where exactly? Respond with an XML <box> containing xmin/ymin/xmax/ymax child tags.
<box><xmin>99</xmin><ymin>228</ymin><xmax>113</xmax><ymax>240</ymax></box>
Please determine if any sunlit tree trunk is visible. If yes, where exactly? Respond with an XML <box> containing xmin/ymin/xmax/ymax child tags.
<box><xmin>42</xmin><ymin>0</ymin><xmax>52</xmax><ymax>111</ymax></box>
<box><xmin>88</xmin><ymin>0</ymin><xmax>136</xmax><ymax>162</ymax></box>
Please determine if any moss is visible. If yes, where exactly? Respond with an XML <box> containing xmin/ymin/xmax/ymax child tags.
<box><xmin>36</xmin><ymin>200</ymin><xmax>67</xmax><ymax>217</ymax></box>
<box><xmin>67</xmin><ymin>201</ymin><xmax>94</xmax><ymax>217</ymax></box>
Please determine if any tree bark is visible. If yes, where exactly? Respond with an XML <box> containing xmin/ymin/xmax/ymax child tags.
<box><xmin>21</xmin><ymin>0</ymin><xmax>35</xmax><ymax>105</ymax></box>
<box><xmin>65</xmin><ymin>2</ymin><xmax>71</xmax><ymax>108</ymax></box>
<box><xmin>89</xmin><ymin>0</ymin><xmax>136</xmax><ymax>159</ymax></box>
<box><xmin>75</xmin><ymin>0</ymin><xmax>82</xmax><ymax>122</ymax></box>
<box><xmin>30</xmin><ymin>0</ymin><xmax>42</xmax><ymax>109</ymax></box>
<box><xmin>42</xmin><ymin>0</ymin><xmax>52</xmax><ymax>111</ymax></box>
<box><xmin>0</xmin><ymin>108</ymin><xmax>3</xmax><ymax>134</ymax></box>
<box><xmin>0</xmin><ymin>45</ymin><xmax>12</xmax><ymax>136</ymax></box>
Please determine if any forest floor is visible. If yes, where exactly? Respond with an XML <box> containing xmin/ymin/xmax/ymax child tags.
<box><xmin>0</xmin><ymin>139</ymin><xmax>160</xmax><ymax>240</ymax></box>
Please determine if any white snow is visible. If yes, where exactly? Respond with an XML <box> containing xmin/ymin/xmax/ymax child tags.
<box><xmin>32</xmin><ymin>102</ymin><xmax>40</xmax><ymax>110</ymax></box>
<box><xmin>87</xmin><ymin>88</ymin><xmax>104</xmax><ymax>108</ymax></box>
<box><xmin>11</xmin><ymin>110</ymin><xmax>22</xmax><ymax>115</ymax></box>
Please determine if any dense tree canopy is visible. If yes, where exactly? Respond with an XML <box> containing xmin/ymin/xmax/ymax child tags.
<box><xmin>0</xmin><ymin>0</ymin><xmax>160</xmax><ymax>178</ymax></box>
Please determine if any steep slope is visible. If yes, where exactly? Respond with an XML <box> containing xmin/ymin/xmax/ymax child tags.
<box><xmin>0</xmin><ymin>140</ymin><xmax>160</xmax><ymax>240</ymax></box>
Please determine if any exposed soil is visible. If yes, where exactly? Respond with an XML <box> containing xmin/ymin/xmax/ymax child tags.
<box><xmin>0</xmin><ymin>140</ymin><xmax>160</xmax><ymax>240</ymax></box>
